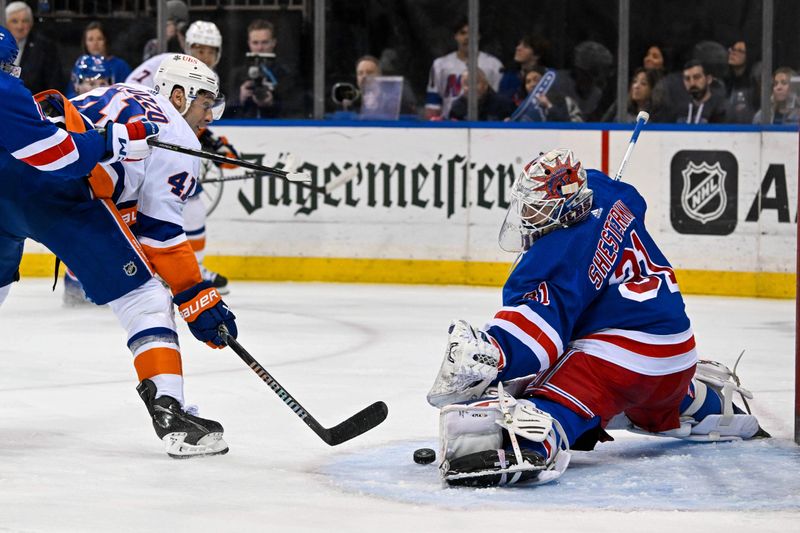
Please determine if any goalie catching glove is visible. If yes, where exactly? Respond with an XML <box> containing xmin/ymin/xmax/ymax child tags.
<box><xmin>427</xmin><ymin>319</ymin><xmax>501</xmax><ymax>408</ymax></box>
<box><xmin>101</xmin><ymin>120</ymin><xmax>160</xmax><ymax>163</ymax></box>
<box><xmin>173</xmin><ymin>280</ymin><xmax>237</xmax><ymax>348</ymax></box>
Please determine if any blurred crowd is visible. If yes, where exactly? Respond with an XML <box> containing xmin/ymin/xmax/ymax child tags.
<box><xmin>5</xmin><ymin>0</ymin><xmax>798</xmax><ymax>125</ymax></box>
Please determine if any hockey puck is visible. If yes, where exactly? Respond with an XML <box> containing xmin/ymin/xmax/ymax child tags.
<box><xmin>413</xmin><ymin>448</ymin><xmax>436</xmax><ymax>464</ymax></box>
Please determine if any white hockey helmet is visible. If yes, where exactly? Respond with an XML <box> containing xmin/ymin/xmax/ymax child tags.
<box><xmin>153</xmin><ymin>53</ymin><xmax>225</xmax><ymax>119</ymax></box>
<box><xmin>499</xmin><ymin>148</ymin><xmax>594</xmax><ymax>252</ymax></box>
<box><xmin>185</xmin><ymin>21</ymin><xmax>222</xmax><ymax>68</ymax></box>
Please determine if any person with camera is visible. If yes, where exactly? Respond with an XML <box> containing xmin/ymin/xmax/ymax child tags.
<box><xmin>227</xmin><ymin>19</ymin><xmax>299</xmax><ymax>119</ymax></box>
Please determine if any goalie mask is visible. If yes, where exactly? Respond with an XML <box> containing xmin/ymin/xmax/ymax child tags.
<box><xmin>0</xmin><ymin>26</ymin><xmax>21</xmax><ymax>78</ymax></box>
<box><xmin>499</xmin><ymin>148</ymin><xmax>593</xmax><ymax>252</ymax></box>
<box><xmin>153</xmin><ymin>53</ymin><xmax>225</xmax><ymax>120</ymax></box>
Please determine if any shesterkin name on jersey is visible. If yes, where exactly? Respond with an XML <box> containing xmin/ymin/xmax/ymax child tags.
<box><xmin>588</xmin><ymin>200</ymin><xmax>635</xmax><ymax>289</ymax></box>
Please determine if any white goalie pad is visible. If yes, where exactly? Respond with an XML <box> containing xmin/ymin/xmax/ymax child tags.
<box><xmin>427</xmin><ymin>320</ymin><xmax>500</xmax><ymax>408</ymax></box>
<box><xmin>624</xmin><ymin>359</ymin><xmax>761</xmax><ymax>442</ymax></box>
<box><xmin>438</xmin><ymin>384</ymin><xmax>571</xmax><ymax>485</ymax></box>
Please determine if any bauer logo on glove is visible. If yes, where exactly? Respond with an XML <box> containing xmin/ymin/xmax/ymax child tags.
<box><xmin>173</xmin><ymin>281</ymin><xmax>237</xmax><ymax>348</ymax></box>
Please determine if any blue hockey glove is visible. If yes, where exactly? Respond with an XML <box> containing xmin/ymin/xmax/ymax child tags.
<box><xmin>173</xmin><ymin>281</ymin><xmax>238</xmax><ymax>348</ymax></box>
<box><xmin>101</xmin><ymin>120</ymin><xmax>160</xmax><ymax>163</ymax></box>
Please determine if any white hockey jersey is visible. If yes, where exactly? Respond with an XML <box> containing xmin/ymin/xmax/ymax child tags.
<box><xmin>425</xmin><ymin>51</ymin><xmax>504</xmax><ymax>118</ymax></box>
<box><xmin>125</xmin><ymin>53</ymin><xmax>171</xmax><ymax>88</ymax></box>
<box><xmin>69</xmin><ymin>83</ymin><xmax>203</xmax><ymax>292</ymax></box>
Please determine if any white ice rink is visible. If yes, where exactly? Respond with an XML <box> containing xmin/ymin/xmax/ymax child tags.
<box><xmin>0</xmin><ymin>279</ymin><xmax>797</xmax><ymax>532</ymax></box>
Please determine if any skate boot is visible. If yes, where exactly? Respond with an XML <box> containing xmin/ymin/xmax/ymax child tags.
<box><xmin>200</xmin><ymin>265</ymin><xmax>229</xmax><ymax>295</ymax></box>
<box><xmin>137</xmin><ymin>379</ymin><xmax>229</xmax><ymax>459</ymax></box>
<box><xmin>442</xmin><ymin>449</ymin><xmax>545</xmax><ymax>487</ymax></box>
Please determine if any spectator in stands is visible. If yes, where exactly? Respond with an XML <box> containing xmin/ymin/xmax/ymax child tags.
<box><xmin>551</xmin><ymin>40</ymin><xmax>614</xmax><ymax>122</ymax></box>
<box><xmin>642</xmin><ymin>45</ymin><xmax>666</xmax><ymax>76</ymax></box>
<box><xmin>425</xmin><ymin>18</ymin><xmax>504</xmax><ymax>120</ymax></box>
<box><xmin>5</xmin><ymin>1</ymin><xmax>65</xmax><ymax>94</ymax></box>
<box><xmin>448</xmin><ymin>68</ymin><xmax>515</xmax><ymax>122</ymax></box>
<box><xmin>601</xmin><ymin>67</ymin><xmax>658</xmax><ymax>123</ymax></box>
<box><xmin>498</xmin><ymin>34</ymin><xmax>550</xmax><ymax>104</ymax></box>
<box><xmin>353</xmin><ymin>54</ymin><xmax>417</xmax><ymax>116</ymax></box>
<box><xmin>669</xmin><ymin>60</ymin><xmax>728</xmax><ymax>124</ymax></box>
<box><xmin>753</xmin><ymin>67</ymin><xmax>800</xmax><ymax>125</ymax></box>
<box><xmin>66</xmin><ymin>21</ymin><xmax>131</xmax><ymax>97</ymax></box>
<box><xmin>724</xmin><ymin>40</ymin><xmax>757</xmax><ymax>123</ymax></box>
<box><xmin>227</xmin><ymin>19</ymin><xmax>302</xmax><ymax>119</ymax></box>
<box><xmin>142</xmin><ymin>0</ymin><xmax>189</xmax><ymax>61</ymax></box>
<box><xmin>508</xmin><ymin>66</ymin><xmax>576</xmax><ymax>122</ymax></box>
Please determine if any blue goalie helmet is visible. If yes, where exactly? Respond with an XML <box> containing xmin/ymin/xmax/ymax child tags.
<box><xmin>0</xmin><ymin>25</ymin><xmax>21</xmax><ymax>78</ymax></box>
<box><xmin>72</xmin><ymin>54</ymin><xmax>112</xmax><ymax>94</ymax></box>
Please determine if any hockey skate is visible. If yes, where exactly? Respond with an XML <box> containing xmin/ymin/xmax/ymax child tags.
<box><xmin>137</xmin><ymin>379</ymin><xmax>229</xmax><ymax>459</ymax></box>
<box><xmin>200</xmin><ymin>265</ymin><xmax>229</xmax><ymax>295</ymax></box>
<box><xmin>442</xmin><ymin>448</ymin><xmax>546</xmax><ymax>487</ymax></box>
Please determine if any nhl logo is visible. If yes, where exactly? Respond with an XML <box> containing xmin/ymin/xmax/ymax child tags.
<box><xmin>670</xmin><ymin>150</ymin><xmax>737</xmax><ymax>236</ymax></box>
<box><xmin>123</xmin><ymin>261</ymin><xmax>137</xmax><ymax>276</ymax></box>
<box><xmin>680</xmin><ymin>161</ymin><xmax>727</xmax><ymax>224</ymax></box>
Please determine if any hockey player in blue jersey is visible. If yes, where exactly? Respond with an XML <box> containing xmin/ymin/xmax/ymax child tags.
<box><xmin>0</xmin><ymin>24</ymin><xmax>158</xmax><ymax>305</ymax></box>
<box><xmin>0</xmin><ymin>27</ymin><xmax>238</xmax><ymax>458</ymax></box>
<box><xmin>427</xmin><ymin>148</ymin><xmax>767</xmax><ymax>487</ymax></box>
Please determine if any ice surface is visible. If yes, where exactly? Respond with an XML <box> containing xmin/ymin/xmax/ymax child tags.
<box><xmin>0</xmin><ymin>280</ymin><xmax>797</xmax><ymax>532</ymax></box>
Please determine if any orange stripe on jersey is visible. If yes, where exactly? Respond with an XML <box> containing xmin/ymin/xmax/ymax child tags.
<box><xmin>141</xmin><ymin>240</ymin><xmax>203</xmax><ymax>294</ymax></box>
<box><xmin>119</xmin><ymin>205</ymin><xmax>138</xmax><ymax>226</ymax></box>
<box><xmin>178</xmin><ymin>287</ymin><xmax>221</xmax><ymax>323</ymax></box>
<box><xmin>134</xmin><ymin>347</ymin><xmax>183</xmax><ymax>381</ymax></box>
<box><xmin>88</xmin><ymin>164</ymin><xmax>115</xmax><ymax>199</ymax></box>
<box><xmin>100</xmin><ymin>199</ymin><xmax>154</xmax><ymax>276</ymax></box>
<box><xmin>187</xmin><ymin>236</ymin><xmax>206</xmax><ymax>252</ymax></box>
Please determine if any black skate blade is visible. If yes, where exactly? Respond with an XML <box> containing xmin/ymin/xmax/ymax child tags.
<box><xmin>168</xmin><ymin>447</ymin><xmax>230</xmax><ymax>460</ymax></box>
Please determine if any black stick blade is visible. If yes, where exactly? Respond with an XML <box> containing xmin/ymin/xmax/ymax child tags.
<box><xmin>321</xmin><ymin>401</ymin><xmax>389</xmax><ymax>446</ymax></box>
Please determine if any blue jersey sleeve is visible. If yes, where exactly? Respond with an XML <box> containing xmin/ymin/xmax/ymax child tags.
<box><xmin>0</xmin><ymin>74</ymin><xmax>105</xmax><ymax>178</ymax></box>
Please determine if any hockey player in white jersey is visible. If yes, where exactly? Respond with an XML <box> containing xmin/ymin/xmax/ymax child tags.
<box><xmin>44</xmin><ymin>53</ymin><xmax>238</xmax><ymax>458</ymax></box>
<box><xmin>127</xmin><ymin>21</ymin><xmax>233</xmax><ymax>292</ymax></box>
<box><xmin>426</xmin><ymin>149</ymin><xmax>769</xmax><ymax>487</ymax></box>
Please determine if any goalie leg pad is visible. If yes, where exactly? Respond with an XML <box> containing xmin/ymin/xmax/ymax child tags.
<box><xmin>438</xmin><ymin>386</ymin><xmax>571</xmax><ymax>487</ymax></box>
<box><xmin>629</xmin><ymin>360</ymin><xmax>764</xmax><ymax>441</ymax></box>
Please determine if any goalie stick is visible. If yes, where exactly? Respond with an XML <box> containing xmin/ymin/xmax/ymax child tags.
<box><xmin>613</xmin><ymin>111</ymin><xmax>649</xmax><ymax>181</ymax></box>
<box><xmin>218</xmin><ymin>326</ymin><xmax>388</xmax><ymax>446</ymax></box>
<box><xmin>148</xmin><ymin>139</ymin><xmax>312</xmax><ymax>184</ymax></box>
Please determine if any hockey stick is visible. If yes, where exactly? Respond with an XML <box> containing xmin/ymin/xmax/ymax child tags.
<box><xmin>218</xmin><ymin>326</ymin><xmax>389</xmax><ymax>446</ymax></box>
<box><xmin>200</xmin><ymin>166</ymin><xmax>359</xmax><ymax>196</ymax></box>
<box><xmin>148</xmin><ymin>139</ymin><xmax>312</xmax><ymax>183</ymax></box>
<box><xmin>613</xmin><ymin>111</ymin><xmax>649</xmax><ymax>181</ymax></box>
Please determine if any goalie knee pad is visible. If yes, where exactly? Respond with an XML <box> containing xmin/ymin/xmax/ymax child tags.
<box><xmin>438</xmin><ymin>384</ymin><xmax>571</xmax><ymax>487</ymax></box>
<box><xmin>427</xmin><ymin>319</ymin><xmax>501</xmax><ymax>408</ymax></box>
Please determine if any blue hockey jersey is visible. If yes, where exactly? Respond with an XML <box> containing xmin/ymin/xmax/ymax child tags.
<box><xmin>487</xmin><ymin>169</ymin><xmax>697</xmax><ymax>381</ymax></box>
<box><xmin>0</xmin><ymin>72</ymin><xmax>105</xmax><ymax>181</ymax></box>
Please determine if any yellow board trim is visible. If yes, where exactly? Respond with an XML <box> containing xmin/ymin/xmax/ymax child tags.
<box><xmin>19</xmin><ymin>253</ymin><xmax>795</xmax><ymax>299</ymax></box>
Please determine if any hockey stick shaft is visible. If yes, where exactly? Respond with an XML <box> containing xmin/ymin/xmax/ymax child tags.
<box><xmin>201</xmin><ymin>167</ymin><xmax>358</xmax><ymax>196</ymax></box>
<box><xmin>613</xmin><ymin>111</ymin><xmax>649</xmax><ymax>181</ymax></box>
<box><xmin>148</xmin><ymin>139</ymin><xmax>311</xmax><ymax>183</ymax></box>
<box><xmin>219</xmin><ymin>327</ymin><xmax>388</xmax><ymax>446</ymax></box>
